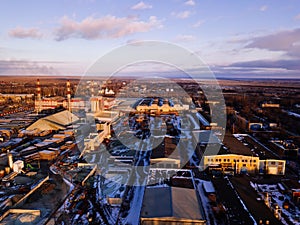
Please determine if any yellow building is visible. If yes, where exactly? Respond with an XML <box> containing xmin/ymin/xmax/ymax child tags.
<box><xmin>204</xmin><ymin>154</ymin><xmax>259</xmax><ymax>174</ymax></box>
<box><xmin>204</xmin><ymin>154</ymin><xmax>286</xmax><ymax>175</ymax></box>
<box><xmin>135</xmin><ymin>98</ymin><xmax>179</xmax><ymax>115</ymax></box>
<box><xmin>259</xmin><ymin>159</ymin><xmax>285</xmax><ymax>175</ymax></box>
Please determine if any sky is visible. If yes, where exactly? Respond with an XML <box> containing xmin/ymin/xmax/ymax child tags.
<box><xmin>1</xmin><ymin>0</ymin><xmax>300</xmax><ymax>79</ymax></box>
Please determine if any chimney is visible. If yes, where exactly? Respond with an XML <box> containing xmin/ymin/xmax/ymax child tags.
<box><xmin>7</xmin><ymin>150</ymin><xmax>13</xmax><ymax>169</ymax></box>
<box><xmin>67</xmin><ymin>80</ymin><xmax>71</xmax><ymax>112</ymax></box>
<box><xmin>36</xmin><ymin>79</ymin><xmax>42</xmax><ymax>113</ymax></box>
<box><xmin>91</xmin><ymin>80</ymin><xmax>95</xmax><ymax>97</ymax></box>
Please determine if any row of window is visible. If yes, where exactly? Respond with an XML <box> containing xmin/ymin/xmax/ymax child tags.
<box><xmin>207</xmin><ymin>158</ymin><xmax>257</xmax><ymax>163</ymax></box>
<box><xmin>268</xmin><ymin>161</ymin><xmax>284</xmax><ymax>166</ymax></box>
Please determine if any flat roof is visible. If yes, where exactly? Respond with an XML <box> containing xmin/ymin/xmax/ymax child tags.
<box><xmin>202</xmin><ymin>181</ymin><xmax>215</xmax><ymax>193</ymax></box>
<box><xmin>192</xmin><ymin>130</ymin><xmax>221</xmax><ymax>145</ymax></box>
<box><xmin>141</xmin><ymin>186</ymin><xmax>204</xmax><ymax>221</ymax></box>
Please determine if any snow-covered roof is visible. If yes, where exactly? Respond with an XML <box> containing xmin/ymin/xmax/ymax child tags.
<box><xmin>202</xmin><ymin>181</ymin><xmax>215</xmax><ymax>194</ymax></box>
<box><xmin>43</xmin><ymin>110</ymin><xmax>79</xmax><ymax>126</ymax></box>
<box><xmin>192</xmin><ymin>130</ymin><xmax>221</xmax><ymax>145</ymax></box>
<box><xmin>26</xmin><ymin>110</ymin><xmax>79</xmax><ymax>131</ymax></box>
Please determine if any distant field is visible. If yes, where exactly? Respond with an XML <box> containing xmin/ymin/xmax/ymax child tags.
<box><xmin>1</xmin><ymin>75</ymin><xmax>300</xmax><ymax>88</ymax></box>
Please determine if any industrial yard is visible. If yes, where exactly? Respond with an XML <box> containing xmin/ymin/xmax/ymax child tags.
<box><xmin>0</xmin><ymin>77</ymin><xmax>298</xmax><ymax>225</ymax></box>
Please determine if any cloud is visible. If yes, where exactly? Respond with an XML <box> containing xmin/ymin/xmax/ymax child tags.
<box><xmin>229</xmin><ymin>59</ymin><xmax>300</xmax><ymax>71</ymax></box>
<box><xmin>171</xmin><ymin>10</ymin><xmax>192</xmax><ymax>19</ymax></box>
<box><xmin>245</xmin><ymin>28</ymin><xmax>300</xmax><ymax>58</ymax></box>
<box><xmin>295</xmin><ymin>13</ymin><xmax>300</xmax><ymax>20</ymax></box>
<box><xmin>185</xmin><ymin>0</ymin><xmax>195</xmax><ymax>6</ymax></box>
<box><xmin>212</xmin><ymin>52</ymin><xmax>300</xmax><ymax>79</ymax></box>
<box><xmin>55</xmin><ymin>15</ymin><xmax>162</xmax><ymax>41</ymax></box>
<box><xmin>192</xmin><ymin>20</ymin><xmax>205</xmax><ymax>28</ymax></box>
<box><xmin>259</xmin><ymin>5</ymin><xmax>268</xmax><ymax>12</ymax></box>
<box><xmin>8</xmin><ymin>27</ymin><xmax>43</xmax><ymax>39</ymax></box>
<box><xmin>196</xmin><ymin>28</ymin><xmax>300</xmax><ymax>79</ymax></box>
<box><xmin>126</xmin><ymin>39</ymin><xmax>143</xmax><ymax>44</ymax></box>
<box><xmin>175</xmin><ymin>34</ymin><xmax>196</xmax><ymax>42</ymax></box>
<box><xmin>0</xmin><ymin>60</ymin><xmax>59</xmax><ymax>75</ymax></box>
<box><xmin>212</xmin><ymin>65</ymin><xmax>300</xmax><ymax>79</ymax></box>
<box><xmin>131</xmin><ymin>1</ymin><xmax>152</xmax><ymax>10</ymax></box>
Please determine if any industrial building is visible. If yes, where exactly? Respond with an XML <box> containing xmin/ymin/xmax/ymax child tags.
<box><xmin>270</xmin><ymin>139</ymin><xmax>300</xmax><ymax>159</ymax></box>
<box><xmin>150</xmin><ymin>158</ymin><xmax>181</xmax><ymax>169</ymax></box>
<box><xmin>135</xmin><ymin>97</ymin><xmax>185</xmax><ymax>116</ymax></box>
<box><xmin>26</xmin><ymin>110</ymin><xmax>79</xmax><ymax>131</ymax></box>
<box><xmin>259</xmin><ymin>159</ymin><xmax>286</xmax><ymax>175</ymax></box>
<box><xmin>34</xmin><ymin>79</ymin><xmax>115</xmax><ymax>113</ymax></box>
<box><xmin>140</xmin><ymin>186</ymin><xmax>206</xmax><ymax>225</ymax></box>
<box><xmin>204</xmin><ymin>154</ymin><xmax>286</xmax><ymax>175</ymax></box>
<box><xmin>192</xmin><ymin>130</ymin><xmax>222</xmax><ymax>146</ymax></box>
<box><xmin>204</xmin><ymin>154</ymin><xmax>259</xmax><ymax>174</ymax></box>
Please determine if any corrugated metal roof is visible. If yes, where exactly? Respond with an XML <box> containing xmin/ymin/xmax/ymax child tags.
<box><xmin>141</xmin><ymin>186</ymin><xmax>204</xmax><ymax>221</ymax></box>
<box><xmin>26</xmin><ymin>110</ymin><xmax>79</xmax><ymax>131</ymax></box>
<box><xmin>192</xmin><ymin>130</ymin><xmax>221</xmax><ymax>145</ymax></box>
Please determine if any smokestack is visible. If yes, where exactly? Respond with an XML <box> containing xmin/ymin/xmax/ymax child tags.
<box><xmin>7</xmin><ymin>150</ymin><xmax>13</xmax><ymax>169</ymax></box>
<box><xmin>91</xmin><ymin>80</ymin><xmax>95</xmax><ymax>97</ymax></box>
<box><xmin>36</xmin><ymin>79</ymin><xmax>42</xmax><ymax>113</ymax></box>
<box><xmin>67</xmin><ymin>80</ymin><xmax>71</xmax><ymax>112</ymax></box>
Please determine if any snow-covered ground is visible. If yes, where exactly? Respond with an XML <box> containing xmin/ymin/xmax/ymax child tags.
<box><xmin>251</xmin><ymin>182</ymin><xmax>300</xmax><ymax>225</ymax></box>
<box><xmin>283</xmin><ymin>110</ymin><xmax>300</xmax><ymax>119</ymax></box>
<box><xmin>195</xmin><ymin>178</ymin><xmax>219</xmax><ymax>225</ymax></box>
<box><xmin>117</xmin><ymin>186</ymin><xmax>145</xmax><ymax>225</ymax></box>
<box><xmin>147</xmin><ymin>168</ymin><xmax>191</xmax><ymax>185</ymax></box>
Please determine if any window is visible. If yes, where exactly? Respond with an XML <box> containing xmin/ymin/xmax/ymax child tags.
<box><xmin>253</xmin><ymin>160</ymin><xmax>256</xmax><ymax>163</ymax></box>
<box><xmin>242</xmin><ymin>160</ymin><xmax>244</xmax><ymax>162</ymax></box>
<box><xmin>245</xmin><ymin>160</ymin><xmax>248</xmax><ymax>163</ymax></box>
<box><xmin>237</xmin><ymin>160</ymin><xmax>239</xmax><ymax>162</ymax></box>
<box><xmin>227</xmin><ymin>159</ymin><xmax>230</xmax><ymax>162</ymax></box>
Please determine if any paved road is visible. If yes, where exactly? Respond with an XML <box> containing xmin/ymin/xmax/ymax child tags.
<box><xmin>212</xmin><ymin>177</ymin><xmax>257</xmax><ymax>225</ymax></box>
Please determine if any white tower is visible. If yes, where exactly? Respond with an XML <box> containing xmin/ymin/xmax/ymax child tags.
<box><xmin>35</xmin><ymin>79</ymin><xmax>42</xmax><ymax>113</ymax></box>
<box><xmin>7</xmin><ymin>150</ymin><xmax>13</xmax><ymax>169</ymax></box>
<box><xmin>67</xmin><ymin>80</ymin><xmax>71</xmax><ymax>112</ymax></box>
<box><xmin>91</xmin><ymin>80</ymin><xmax>95</xmax><ymax>97</ymax></box>
<box><xmin>90</xmin><ymin>96</ymin><xmax>103</xmax><ymax>112</ymax></box>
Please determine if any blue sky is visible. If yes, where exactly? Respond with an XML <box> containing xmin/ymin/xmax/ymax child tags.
<box><xmin>1</xmin><ymin>0</ymin><xmax>300</xmax><ymax>78</ymax></box>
